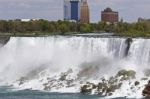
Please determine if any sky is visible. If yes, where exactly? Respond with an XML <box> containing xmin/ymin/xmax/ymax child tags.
<box><xmin>0</xmin><ymin>0</ymin><xmax>150</xmax><ymax>23</ymax></box>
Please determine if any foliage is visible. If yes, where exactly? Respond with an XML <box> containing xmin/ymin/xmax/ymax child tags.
<box><xmin>0</xmin><ymin>19</ymin><xmax>150</xmax><ymax>37</ymax></box>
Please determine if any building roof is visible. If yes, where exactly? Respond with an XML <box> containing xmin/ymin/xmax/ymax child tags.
<box><xmin>104</xmin><ymin>7</ymin><xmax>113</xmax><ymax>12</ymax></box>
<box><xmin>102</xmin><ymin>7</ymin><xmax>118</xmax><ymax>13</ymax></box>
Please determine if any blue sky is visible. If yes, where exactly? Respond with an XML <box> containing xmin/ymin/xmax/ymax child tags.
<box><xmin>0</xmin><ymin>0</ymin><xmax>150</xmax><ymax>22</ymax></box>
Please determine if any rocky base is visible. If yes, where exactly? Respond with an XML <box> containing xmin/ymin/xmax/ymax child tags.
<box><xmin>11</xmin><ymin>69</ymin><xmax>150</xmax><ymax>98</ymax></box>
<box><xmin>80</xmin><ymin>69</ymin><xmax>137</xmax><ymax>96</ymax></box>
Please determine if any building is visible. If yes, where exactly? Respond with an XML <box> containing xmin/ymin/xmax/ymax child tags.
<box><xmin>80</xmin><ymin>0</ymin><xmax>90</xmax><ymax>23</ymax></box>
<box><xmin>64</xmin><ymin>0</ymin><xmax>80</xmax><ymax>21</ymax></box>
<box><xmin>64</xmin><ymin>0</ymin><xmax>71</xmax><ymax>20</ymax></box>
<box><xmin>101</xmin><ymin>8</ymin><xmax>119</xmax><ymax>23</ymax></box>
<box><xmin>138</xmin><ymin>17</ymin><xmax>150</xmax><ymax>22</ymax></box>
<box><xmin>70</xmin><ymin>0</ymin><xmax>80</xmax><ymax>21</ymax></box>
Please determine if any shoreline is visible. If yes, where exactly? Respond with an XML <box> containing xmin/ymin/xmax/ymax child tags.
<box><xmin>0</xmin><ymin>33</ymin><xmax>150</xmax><ymax>39</ymax></box>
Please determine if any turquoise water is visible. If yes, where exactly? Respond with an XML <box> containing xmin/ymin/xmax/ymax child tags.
<box><xmin>0</xmin><ymin>86</ymin><xmax>117</xmax><ymax>99</ymax></box>
<box><xmin>0</xmin><ymin>88</ymin><xmax>100</xmax><ymax>99</ymax></box>
<box><xmin>0</xmin><ymin>86</ymin><xmax>99</xmax><ymax>99</ymax></box>
<box><xmin>0</xmin><ymin>86</ymin><xmax>146</xmax><ymax>99</ymax></box>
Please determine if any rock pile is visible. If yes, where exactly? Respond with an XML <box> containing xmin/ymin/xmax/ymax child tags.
<box><xmin>80</xmin><ymin>69</ymin><xmax>136</xmax><ymax>96</ymax></box>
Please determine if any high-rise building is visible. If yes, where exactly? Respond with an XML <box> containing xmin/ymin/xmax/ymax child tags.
<box><xmin>70</xmin><ymin>0</ymin><xmax>80</xmax><ymax>21</ymax></box>
<box><xmin>80</xmin><ymin>0</ymin><xmax>89</xmax><ymax>23</ymax></box>
<box><xmin>64</xmin><ymin>0</ymin><xmax>71</xmax><ymax>20</ymax></box>
<box><xmin>101</xmin><ymin>8</ymin><xmax>119</xmax><ymax>23</ymax></box>
<box><xmin>64</xmin><ymin>0</ymin><xmax>80</xmax><ymax>21</ymax></box>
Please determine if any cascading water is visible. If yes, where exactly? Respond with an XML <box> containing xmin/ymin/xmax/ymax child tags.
<box><xmin>0</xmin><ymin>36</ymin><xmax>149</xmax><ymax>98</ymax></box>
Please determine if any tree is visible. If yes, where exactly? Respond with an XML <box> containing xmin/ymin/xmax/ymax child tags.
<box><xmin>79</xmin><ymin>23</ymin><xmax>92</xmax><ymax>33</ymax></box>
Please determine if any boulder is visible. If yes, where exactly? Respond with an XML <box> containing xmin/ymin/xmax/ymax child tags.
<box><xmin>81</xmin><ymin>82</ymin><xmax>94</xmax><ymax>94</ymax></box>
<box><xmin>134</xmin><ymin>81</ymin><xmax>140</xmax><ymax>86</ymax></box>
<box><xmin>143</xmin><ymin>80</ymin><xmax>150</xmax><ymax>97</ymax></box>
<box><xmin>116</xmin><ymin>69</ymin><xmax>136</xmax><ymax>79</ymax></box>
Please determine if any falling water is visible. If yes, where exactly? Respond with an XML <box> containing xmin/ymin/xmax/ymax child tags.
<box><xmin>0</xmin><ymin>36</ymin><xmax>149</xmax><ymax>81</ymax></box>
<box><xmin>0</xmin><ymin>36</ymin><xmax>149</xmax><ymax>98</ymax></box>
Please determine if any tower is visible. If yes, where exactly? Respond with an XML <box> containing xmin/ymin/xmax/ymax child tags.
<box><xmin>64</xmin><ymin>0</ymin><xmax>82</xmax><ymax>21</ymax></box>
<box><xmin>64</xmin><ymin>0</ymin><xmax>71</xmax><ymax>20</ymax></box>
<box><xmin>70</xmin><ymin>0</ymin><xmax>80</xmax><ymax>21</ymax></box>
<box><xmin>80</xmin><ymin>0</ymin><xmax>90</xmax><ymax>23</ymax></box>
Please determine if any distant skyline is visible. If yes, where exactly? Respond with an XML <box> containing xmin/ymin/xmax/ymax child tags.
<box><xmin>0</xmin><ymin>0</ymin><xmax>150</xmax><ymax>23</ymax></box>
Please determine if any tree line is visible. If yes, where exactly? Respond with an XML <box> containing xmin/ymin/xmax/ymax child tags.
<box><xmin>0</xmin><ymin>19</ymin><xmax>150</xmax><ymax>37</ymax></box>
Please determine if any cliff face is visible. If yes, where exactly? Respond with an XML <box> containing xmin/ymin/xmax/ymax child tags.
<box><xmin>0</xmin><ymin>37</ymin><xmax>10</xmax><ymax>47</ymax></box>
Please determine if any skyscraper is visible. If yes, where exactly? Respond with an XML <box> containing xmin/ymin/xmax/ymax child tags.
<box><xmin>80</xmin><ymin>0</ymin><xmax>90</xmax><ymax>23</ymax></box>
<box><xmin>70</xmin><ymin>0</ymin><xmax>80</xmax><ymax>21</ymax></box>
<box><xmin>64</xmin><ymin>0</ymin><xmax>71</xmax><ymax>20</ymax></box>
<box><xmin>64</xmin><ymin>0</ymin><xmax>80</xmax><ymax>21</ymax></box>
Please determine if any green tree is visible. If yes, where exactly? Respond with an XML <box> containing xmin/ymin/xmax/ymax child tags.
<box><xmin>79</xmin><ymin>23</ymin><xmax>92</xmax><ymax>33</ymax></box>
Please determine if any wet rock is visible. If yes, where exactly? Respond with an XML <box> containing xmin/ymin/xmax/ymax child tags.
<box><xmin>107</xmin><ymin>85</ymin><xmax>117</xmax><ymax>93</ymax></box>
<box><xmin>59</xmin><ymin>69</ymin><xmax>73</xmax><ymax>81</ymax></box>
<box><xmin>81</xmin><ymin>77</ymin><xmax>123</xmax><ymax>96</ymax></box>
<box><xmin>109</xmin><ymin>76</ymin><xmax>118</xmax><ymax>84</ymax></box>
<box><xmin>18</xmin><ymin>77</ymin><xmax>28</xmax><ymax>85</ymax></box>
<box><xmin>143</xmin><ymin>80</ymin><xmax>150</xmax><ymax>97</ymax></box>
<box><xmin>117</xmin><ymin>69</ymin><xmax>136</xmax><ymax>79</ymax></box>
<box><xmin>0</xmin><ymin>37</ymin><xmax>10</xmax><ymax>47</ymax></box>
<box><xmin>81</xmin><ymin>82</ymin><xmax>93</xmax><ymax>94</ymax></box>
<box><xmin>97</xmin><ymin>82</ymin><xmax>104</xmax><ymax>90</ymax></box>
<box><xmin>141</xmin><ymin>78</ymin><xmax>148</xmax><ymax>81</ymax></box>
<box><xmin>125</xmin><ymin>38</ymin><xmax>133</xmax><ymax>56</ymax></box>
<box><xmin>59</xmin><ymin>73</ymin><xmax>67</xmax><ymax>81</ymax></box>
<box><xmin>43</xmin><ymin>83</ymin><xmax>50</xmax><ymax>91</ymax></box>
<box><xmin>134</xmin><ymin>81</ymin><xmax>140</xmax><ymax>86</ymax></box>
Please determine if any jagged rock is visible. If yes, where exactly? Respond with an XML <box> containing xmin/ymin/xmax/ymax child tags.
<box><xmin>18</xmin><ymin>77</ymin><xmax>28</xmax><ymax>85</ymax></box>
<box><xmin>109</xmin><ymin>76</ymin><xmax>118</xmax><ymax>84</ymax></box>
<box><xmin>143</xmin><ymin>80</ymin><xmax>150</xmax><ymax>97</ymax></box>
<box><xmin>81</xmin><ymin>85</ymin><xmax>92</xmax><ymax>94</ymax></box>
<box><xmin>107</xmin><ymin>85</ymin><xmax>117</xmax><ymax>93</ymax></box>
<box><xmin>117</xmin><ymin>69</ymin><xmax>136</xmax><ymax>79</ymax></box>
<box><xmin>97</xmin><ymin>82</ymin><xmax>103</xmax><ymax>89</ymax></box>
<box><xmin>80</xmin><ymin>69</ymin><xmax>138</xmax><ymax>96</ymax></box>
<box><xmin>0</xmin><ymin>37</ymin><xmax>10</xmax><ymax>47</ymax></box>
<box><xmin>81</xmin><ymin>77</ymin><xmax>123</xmax><ymax>96</ymax></box>
<box><xmin>59</xmin><ymin>73</ymin><xmax>67</xmax><ymax>81</ymax></box>
<box><xmin>134</xmin><ymin>81</ymin><xmax>140</xmax><ymax>86</ymax></box>
<box><xmin>125</xmin><ymin>38</ymin><xmax>133</xmax><ymax>56</ymax></box>
<box><xmin>59</xmin><ymin>69</ymin><xmax>73</xmax><ymax>81</ymax></box>
<box><xmin>43</xmin><ymin>83</ymin><xmax>50</xmax><ymax>91</ymax></box>
<box><xmin>141</xmin><ymin>78</ymin><xmax>148</xmax><ymax>81</ymax></box>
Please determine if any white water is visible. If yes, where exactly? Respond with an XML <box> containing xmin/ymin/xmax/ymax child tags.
<box><xmin>0</xmin><ymin>36</ymin><xmax>150</xmax><ymax>98</ymax></box>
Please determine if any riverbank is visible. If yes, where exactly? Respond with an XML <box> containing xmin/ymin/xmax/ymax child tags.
<box><xmin>1</xmin><ymin>32</ymin><xmax>150</xmax><ymax>39</ymax></box>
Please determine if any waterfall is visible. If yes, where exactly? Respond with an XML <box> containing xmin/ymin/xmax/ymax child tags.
<box><xmin>128</xmin><ymin>38</ymin><xmax>150</xmax><ymax>69</ymax></box>
<box><xmin>0</xmin><ymin>36</ymin><xmax>149</xmax><ymax>85</ymax></box>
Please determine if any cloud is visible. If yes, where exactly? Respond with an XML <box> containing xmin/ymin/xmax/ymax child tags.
<box><xmin>0</xmin><ymin>0</ymin><xmax>149</xmax><ymax>22</ymax></box>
